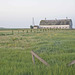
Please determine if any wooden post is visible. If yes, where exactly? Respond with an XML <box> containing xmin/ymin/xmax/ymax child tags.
<box><xmin>32</xmin><ymin>54</ymin><xmax>35</xmax><ymax>64</ymax></box>
<box><xmin>26</xmin><ymin>30</ymin><xmax>28</xmax><ymax>33</ymax></box>
<box><xmin>31</xmin><ymin>29</ymin><xmax>32</xmax><ymax>32</ymax></box>
<box><xmin>18</xmin><ymin>30</ymin><xmax>19</xmax><ymax>34</ymax></box>
<box><xmin>12</xmin><ymin>30</ymin><xmax>14</xmax><ymax>35</ymax></box>
<box><xmin>31</xmin><ymin>51</ymin><xmax>49</xmax><ymax>66</ymax></box>
<box><xmin>23</xmin><ymin>30</ymin><xmax>24</xmax><ymax>33</ymax></box>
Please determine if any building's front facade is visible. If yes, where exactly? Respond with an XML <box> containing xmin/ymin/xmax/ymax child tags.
<box><xmin>40</xmin><ymin>19</ymin><xmax>72</xmax><ymax>29</ymax></box>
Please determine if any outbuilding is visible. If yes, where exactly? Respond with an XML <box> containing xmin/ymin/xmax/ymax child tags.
<box><xmin>33</xmin><ymin>25</ymin><xmax>39</xmax><ymax>29</ymax></box>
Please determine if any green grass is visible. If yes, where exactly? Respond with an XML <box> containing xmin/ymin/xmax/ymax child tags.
<box><xmin>0</xmin><ymin>29</ymin><xmax>75</xmax><ymax>75</ymax></box>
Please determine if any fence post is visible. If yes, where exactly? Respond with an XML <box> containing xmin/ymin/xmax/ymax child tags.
<box><xmin>32</xmin><ymin>54</ymin><xmax>35</xmax><ymax>64</ymax></box>
<box><xmin>18</xmin><ymin>30</ymin><xmax>19</xmax><ymax>34</ymax></box>
<box><xmin>12</xmin><ymin>30</ymin><xmax>14</xmax><ymax>35</ymax></box>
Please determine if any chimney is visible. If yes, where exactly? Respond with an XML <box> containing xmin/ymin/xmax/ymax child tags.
<box><xmin>66</xmin><ymin>17</ymin><xmax>68</xmax><ymax>19</ymax></box>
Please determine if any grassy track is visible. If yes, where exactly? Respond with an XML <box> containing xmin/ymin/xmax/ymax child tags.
<box><xmin>0</xmin><ymin>29</ymin><xmax>75</xmax><ymax>75</ymax></box>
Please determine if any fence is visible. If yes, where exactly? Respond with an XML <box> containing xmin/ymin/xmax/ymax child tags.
<box><xmin>68</xmin><ymin>60</ymin><xmax>75</xmax><ymax>66</ymax></box>
<box><xmin>0</xmin><ymin>29</ymin><xmax>72</xmax><ymax>36</ymax></box>
<box><xmin>31</xmin><ymin>51</ymin><xmax>75</xmax><ymax>66</ymax></box>
<box><xmin>31</xmin><ymin>51</ymin><xmax>50</xmax><ymax>66</ymax></box>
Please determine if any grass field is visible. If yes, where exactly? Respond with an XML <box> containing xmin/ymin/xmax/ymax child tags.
<box><xmin>0</xmin><ymin>29</ymin><xmax>75</xmax><ymax>75</ymax></box>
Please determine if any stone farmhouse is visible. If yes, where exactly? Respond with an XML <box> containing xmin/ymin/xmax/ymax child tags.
<box><xmin>39</xmin><ymin>19</ymin><xmax>72</xmax><ymax>29</ymax></box>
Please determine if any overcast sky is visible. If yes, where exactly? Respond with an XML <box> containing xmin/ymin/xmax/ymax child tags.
<box><xmin>0</xmin><ymin>0</ymin><xmax>75</xmax><ymax>28</ymax></box>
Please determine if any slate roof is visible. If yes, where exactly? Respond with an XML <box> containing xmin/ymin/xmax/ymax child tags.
<box><xmin>40</xmin><ymin>19</ymin><xmax>72</xmax><ymax>25</ymax></box>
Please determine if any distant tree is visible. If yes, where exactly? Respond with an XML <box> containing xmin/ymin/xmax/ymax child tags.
<box><xmin>30</xmin><ymin>25</ymin><xmax>33</xmax><ymax>29</ymax></box>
